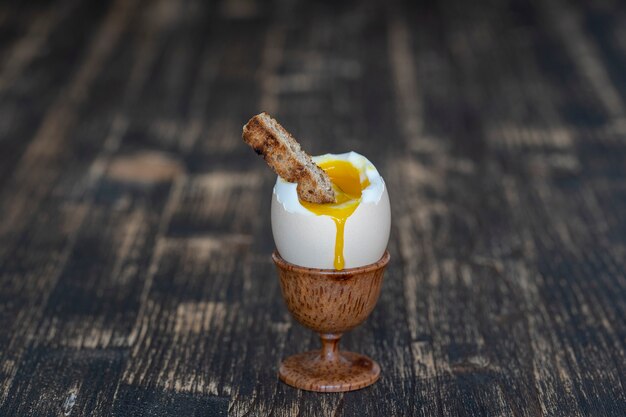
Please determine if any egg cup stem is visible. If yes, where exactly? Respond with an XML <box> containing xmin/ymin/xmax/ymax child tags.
<box><xmin>273</xmin><ymin>251</ymin><xmax>390</xmax><ymax>392</ymax></box>
<box><xmin>320</xmin><ymin>333</ymin><xmax>341</xmax><ymax>363</ymax></box>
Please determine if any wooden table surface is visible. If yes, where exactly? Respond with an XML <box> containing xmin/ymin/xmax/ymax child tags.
<box><xmin>1</xmin><ymin>0</ymin><xmax>625</xmax><ymax>415</ymax></box>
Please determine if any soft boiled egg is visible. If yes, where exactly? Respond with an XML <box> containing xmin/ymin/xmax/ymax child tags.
<box><xmin>271</xmin><ymin>152</ymin><xmax>390</xmax><ymax>270</ymax></box>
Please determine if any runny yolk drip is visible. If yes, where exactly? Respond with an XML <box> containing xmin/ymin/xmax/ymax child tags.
<box><xmin>300</xmin><ymin>160</ymin><xmax>370</xmax><ymax>270</ymax></box>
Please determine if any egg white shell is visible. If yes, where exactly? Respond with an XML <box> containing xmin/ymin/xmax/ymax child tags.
<box><xmin>271</xmin><ymin>153</ymin><xmax>391</xmax><ymax>269</ymax></box>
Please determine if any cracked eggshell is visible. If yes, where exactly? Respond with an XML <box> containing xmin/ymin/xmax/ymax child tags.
<box><xmin>271</xmin><ymin>152</ymin><xmax>391</xmax><ymax>269</ymax></box>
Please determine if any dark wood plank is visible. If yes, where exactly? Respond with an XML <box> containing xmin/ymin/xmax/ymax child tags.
<box><xmin>0</xmin><ymin>0</ymin><xmax>112</xmax><ymax>190</ymax></box>
<box><xmin>1</xmin><ymin>0</ymin><xmax>625</xmax><ymax>415</ymax></box>
<box><xmin>0</xmin><ymin>0</ymin><xmax>171</xmax><ymax>408</ymax></box>
<box><xmin>1</xmin><ymin>347</ymin><xmax>128</xmax><ymax>416</ymax></box>
<box><xmin>0</xmin><ymin>0</ymin><xmax>145</xmax><ymax>405</ymax></box>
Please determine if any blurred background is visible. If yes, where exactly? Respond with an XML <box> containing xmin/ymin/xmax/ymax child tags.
<box><xmin>1</xmin><ymin>0</ymin><xmax>625</xmax><ymax>415</ymax></box>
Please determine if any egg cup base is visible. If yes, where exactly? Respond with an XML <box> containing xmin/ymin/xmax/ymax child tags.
<box><xmin>278</xmin><ymin>350</ymin><xmax>380</xmax><ymax>392</ymax></box>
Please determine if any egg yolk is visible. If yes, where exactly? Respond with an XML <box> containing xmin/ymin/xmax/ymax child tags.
<box><xmin>300</xmin><ymin>160</ymin><xmax>370</xmax><ymax>270</ymax></box>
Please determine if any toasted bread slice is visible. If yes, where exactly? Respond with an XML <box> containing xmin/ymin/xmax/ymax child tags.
<box><xmin>242</xmin><ymin>113</ymin><xmax>335</xmax><ymax>204</ymax></box>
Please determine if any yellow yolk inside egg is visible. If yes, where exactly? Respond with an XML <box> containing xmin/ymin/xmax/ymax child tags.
<box><xmin>300</xmin><ymin>160</ymin><xmax>370</xmax><ymax>270</ymax></box>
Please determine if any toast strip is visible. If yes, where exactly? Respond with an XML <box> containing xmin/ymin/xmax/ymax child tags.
<box><xmin>242</xmin><ymin>113</ymin><xmax>335</xmax><ymax>204</ymax></box>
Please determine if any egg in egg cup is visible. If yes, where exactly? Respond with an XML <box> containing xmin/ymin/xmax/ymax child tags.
<box><xmin>242</xmin><ymin>114</ymin><xmax>391</xmax><ymax>392</ymax></box>
<box><xmin>270</xmin><ymin>152</ymin><xmax>391</xmax><ymax>392</ymax></box>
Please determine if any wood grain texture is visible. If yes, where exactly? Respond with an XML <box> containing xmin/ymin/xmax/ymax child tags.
<box><xmin>0</xmin><ymin>0</ymin><xmax>625</xmax><ymax>415</ymax></box>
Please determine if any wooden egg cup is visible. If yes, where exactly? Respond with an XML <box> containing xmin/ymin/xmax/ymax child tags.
<box><xmin>272</xmin><ymin>251</ymin><xmax>390</xmax><ymax>392</ymax></box>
